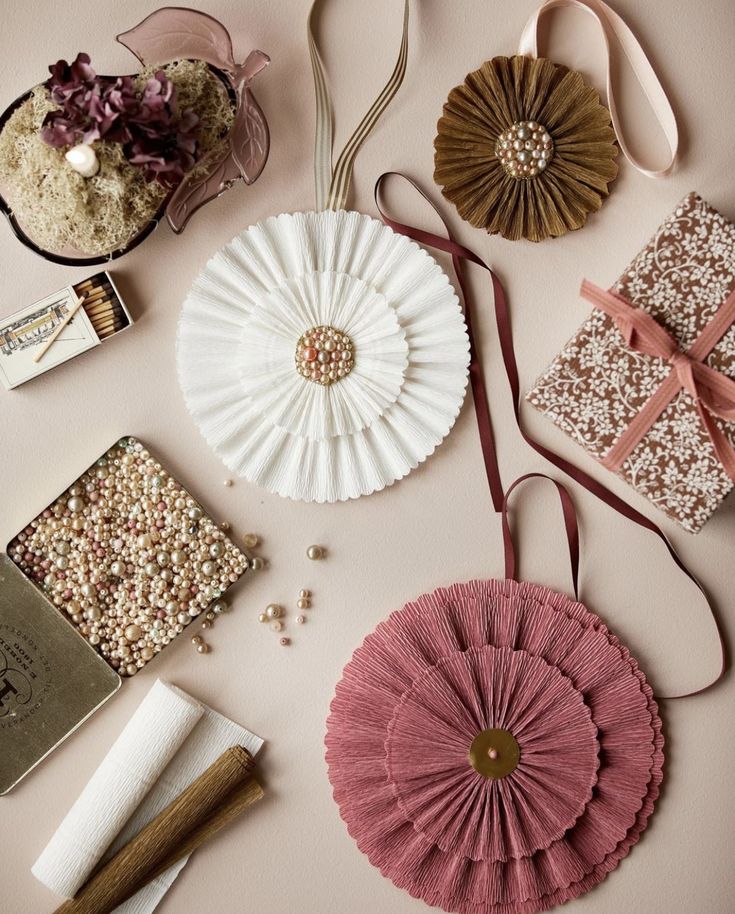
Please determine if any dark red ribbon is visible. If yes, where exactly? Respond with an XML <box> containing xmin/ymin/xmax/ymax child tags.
<box><xmin>375</xmin><ymin>172</ymin><xmax>726</xmax><ymax>699</ymax></box>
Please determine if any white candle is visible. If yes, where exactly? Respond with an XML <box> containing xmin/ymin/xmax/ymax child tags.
<box><xmin>65</xmin><ymin>143</ymin><xmax>99</xmax><ymax>178</ymax></box>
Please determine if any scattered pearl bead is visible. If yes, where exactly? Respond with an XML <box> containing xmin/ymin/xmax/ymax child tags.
<box><xmin>197</xmin><ymin>643</ymin><xmax>209</xmax><ymax>654</ymax></box>
<box><xmin>265</xmin><ymin>603</ymin><xmax>282</xmax><ymax>620</ymax></box>
<box><xmin>306</xmin><ymin>545</ymin><xmax>325</xmax><ymax>560</ymax></box>
<box><xmin>242</xmin><ymin>533</ymin><xmax>259</xmax><ymax>549</ymax></box>
<box><xmin>223</xmin><ymin>479</ymin><xmax>233</xmax><ymax>487</ymax></box>
<box><xmin>279</xmin><ymin>637</ymin><xmax>290</xmax><ymax>646</ymax></box>
<box><xmin>270</xmin><ymin>621</ymin><xmax>284</xmax><ymax>632</ymax></box>
<box><xmin>296</xmin><ymin>615</ymin><xmax>306</xmax><ymax>624</ymax></box>
<box><xmin>297</xmin><ymin>598</ymin><xmax>310</xmax><ymax>610</ymax></box>
<box><xmin>258</xmin><ymin>612</ymin><xmax>268</xmax><ymax>624</ymax></box>
<box><xmin>250</xmin><ymin>556</ymin><xmax>265</xmax><ymax>571</ymax></box>
<box><xmin>299</xmin><ymin>589</ymin><xmax>311</xmax><ymax>599</ymax></box>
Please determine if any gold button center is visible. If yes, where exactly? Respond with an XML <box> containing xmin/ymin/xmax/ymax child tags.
<box><xmin>468</xmin><ymin>727</ymin><xmax>520</xmax><ymax>779</ymax></box>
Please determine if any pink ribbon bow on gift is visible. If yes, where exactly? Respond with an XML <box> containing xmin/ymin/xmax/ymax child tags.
<box><xmin>581</xmin><ymin>280</ymin><xmax>735</xmax><ymax>480</ymax></box>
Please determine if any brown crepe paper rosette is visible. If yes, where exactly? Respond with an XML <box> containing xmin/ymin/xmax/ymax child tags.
<box><xmin>434</xmin><ymin>55</ymin><xmax>618</xmax><ymax>242</ymax></box>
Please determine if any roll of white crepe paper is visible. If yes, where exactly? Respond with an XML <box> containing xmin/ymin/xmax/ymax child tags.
<box><xmin>32</xmin><ymin>679</ymin><xmax>203</xmax><ymax>897</ymax></box>
<box><xmin>32</xmin><ymin>679</ymin><xmax>263</xmax><ymax>911</ymax></box>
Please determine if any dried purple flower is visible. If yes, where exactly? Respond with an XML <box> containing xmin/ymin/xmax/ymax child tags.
<box><xmin>39</xmin><ymin>54</ymin><xmax>200</xmax><ymax>187</ymax></box>
<box><xmin>127</xmin><ymin>102</ymin><xmax>200</xmax><ymax>188</ymax></box>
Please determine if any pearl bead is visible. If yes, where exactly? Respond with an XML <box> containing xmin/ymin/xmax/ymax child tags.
<box><xmin>125</xmin><ymin>624</ymin><xmax>141</xmax><ymax>641</ymax></box>
<box><xmin>192</xmin><ymin>634</ymin><xmax>203</xmax><ymax>645</ymax></box>
<box><xmin>223</xmin><ymin>479</ymin><xmax>233</xmax><ymax>487</ymax></box>
<box><xmin>299</xmin><ymin>589</ymin><xmax>311</xmax><ymax>599</ymax></box>
<box><xmin>258</xmin><ymin>612</ymin><xmax>268</xmax><ymax>623</ymax></box>
<box><xmin>250</xmin><ymin>557</ymin><xmax>265</xmax><ymax>571</ymax></box>
<box><xmin>242</xmin><ymin>533</ymin><xmax>259</xmax><ymax>549</ymax></box>
<box><xmin>270</xmin><ymin>620</ymin><xmax>283</xmax><ymax>632</ymax></box>
<box><xmin>265</xmin><ymin>603</ymin><xmax>282</xmax><ymax>619</ymax></box>
<box><xmin>297</xmin><ymin>598</ymin><xmax>310</xmax><ymax>610</ymax></box>
<box><xmin>201</xmin><ymin>560</ymin><xmax>216</xmax><ymax>576</ymax></box>
<box><xmin>306</xmin><ymin>545</ymin><xmax>325</xmax><ymax>560</ymax></box>
<box><xmin>279</xmin><ymin>637</ymin><xmax>290</xmax><ymax>646</ymax></box>
<box><xmin>209</xmin><ymin>542</ymin><xmax>224</xmax><ymax>558</ymax></box>
<box><xmin>296</xmin><ymin>615</ymin><xmax>306</xmax><ymax>624</ymax></box>
<box><xmin>212</xmin><ymin>599</ymin><xmax>228</xmax><ymax>614</ymax></box>
<box><xmin>197</xmin><ymin>643</ymin><xmax>209</xmax><ymax>654</ymax></box>
<box><xmin>67</xmin><ymin>496</ymin><xmax>84</xmax><ymax>513</ymax></box>
<box><xmin>188</xmin><ymin>507</ymin><xmax>203</xmax><ymax>521</ymax></box>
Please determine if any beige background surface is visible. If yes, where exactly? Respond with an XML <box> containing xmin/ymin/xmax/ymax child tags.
<box><xmin>1</xmin><ymin>0</ymin><xmax>734</xmax><ymax>912</ymax></box>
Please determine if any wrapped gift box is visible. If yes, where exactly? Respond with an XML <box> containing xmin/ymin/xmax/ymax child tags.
<box><xmin>527</xmin><ymin>192</ymin><xmax>735</xmax><ymax>533</ymax></box>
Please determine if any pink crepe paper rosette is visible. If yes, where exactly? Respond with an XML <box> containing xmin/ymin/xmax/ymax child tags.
<box><xmin>326</xmin><ymin>579</ymin><xmax>663</xmax><ymax>914</ymax></box>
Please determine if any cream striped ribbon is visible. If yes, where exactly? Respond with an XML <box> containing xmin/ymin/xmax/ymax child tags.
<box><xmin>308</xmin><ymin>0</ymin><xmax>410</xmax><ymax>212</ymax></box>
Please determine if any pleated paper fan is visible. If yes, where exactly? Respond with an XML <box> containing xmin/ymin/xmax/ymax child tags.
<box><xmin>177</xmin><ymin>210</ymin><xmax>470</xmax><ymax>502</ymax></box>
<box><xmin>326</xmin><ymin>578</ymin><xmax>663</xmax><ymax>914</ymax></box>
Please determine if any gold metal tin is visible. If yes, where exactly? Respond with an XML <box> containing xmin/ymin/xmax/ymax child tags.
<box><xmin>468</xmin><ymin>727</ymin><xmax>521</xmax><ymax>779</ymax></box>
<box><xmin>0</xmin><ymin>554</ymin><xmax>120</xmax><ymax>795</ymax></box>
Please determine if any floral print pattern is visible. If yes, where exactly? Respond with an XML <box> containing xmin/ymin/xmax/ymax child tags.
<box><xmin>527</xmin><ymin>193</ymin><xmax>735</xmax><ymax>533</ymax></box>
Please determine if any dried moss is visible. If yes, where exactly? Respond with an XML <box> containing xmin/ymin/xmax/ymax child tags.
<box><xmin>0</xmin><ymin>60</ymin><xmax>234</xmax><ymax>256</ymax></box>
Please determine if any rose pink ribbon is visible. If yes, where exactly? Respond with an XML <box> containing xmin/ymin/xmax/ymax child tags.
<box><xmin>581</xmin><ymin>280</ymin><xmax>735</xmax><ymax>481</ymax></box>
<box><xmin>518</xmin><ymin>0</ymin><xmax>678</xmax><ymax>177</ymax></box>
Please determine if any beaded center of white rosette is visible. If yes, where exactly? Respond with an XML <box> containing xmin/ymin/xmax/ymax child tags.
<box><xmin>239</xmin><ymin>270</ymin><xmax>409</xmax><ymax>440</ymax></box>
<box><xmin>296</xmin><ymin>325</ymin><xmax>355</xmax><ymax>386</ymax></box>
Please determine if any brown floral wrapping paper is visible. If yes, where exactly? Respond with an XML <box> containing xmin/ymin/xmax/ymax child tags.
<box><xmin>527</xmin><ymin>192</ymin><xmax>735</xmax><ymax>533</ymax></box>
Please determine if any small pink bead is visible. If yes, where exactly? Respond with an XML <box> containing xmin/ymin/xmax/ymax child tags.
<box><xmin>96</xmin><ymin>548</ymin><xmax>105</xmax><ymax>558</ymax></box>
<box><xmin>279</xmin><ymin>637</ymin><xmax>290</xmax><ymax>646</ymax></box>
<box><xmin>89</xmin><ymin>491</ymin><xmax>99</xmax><ymax>502</ymax></box>
<box><xmin>303</xmin><ymin>347</ymin><xmax>318</xmax><ymax>362</ymax></box>
<box><xmin>64</xmin><ymin>589</ymin><xmax>73</xmax><ymax>599</ymax></box>
<box><xmin>157</xmin><ymin>610</ymin><xmax>166</xmax><ymax>619</ymax></box>
<box><xmin>487</xmin><ymin>748</ymin><xmax>498</xmax><ymax>760</ymax></box>
<box><xmin>157</xmin><ymin>501</ymin><xmax>166</xmax><ymax>511</ymax></box>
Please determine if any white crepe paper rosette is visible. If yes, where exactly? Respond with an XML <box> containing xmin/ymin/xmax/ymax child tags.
<box><xmin>177</xmin><ymin>210</ymin><xmax>470</xmax><ymax>502</ymax></box>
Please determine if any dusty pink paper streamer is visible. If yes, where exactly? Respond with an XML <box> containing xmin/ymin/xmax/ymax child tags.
<box><xmin>326</xmin><ymin>579</ymin><xmax>663</xmax><ymax>914</ymax></box>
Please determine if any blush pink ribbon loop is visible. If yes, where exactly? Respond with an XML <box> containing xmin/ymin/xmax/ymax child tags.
<box><xmin>581</xmin><ymin>280</ymin><xmax>735</xmax><ymax>481</ymax></box>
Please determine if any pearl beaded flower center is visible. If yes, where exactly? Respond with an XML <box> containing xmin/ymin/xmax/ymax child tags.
<box><xmin>296</xmin><ymin>325</ymin><xmax>354</xmax><ymax>386</ymax></box>
<box><xmin>495</xmin><ymin>120</ymin><xmax>554</xmax><ymax>179</ymax></box>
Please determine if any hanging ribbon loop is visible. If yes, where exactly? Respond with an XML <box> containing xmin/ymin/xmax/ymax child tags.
<box><xmin>502</xmin><ymin>474</ymin><xmax>580</xmax><ymax>599</ymax></box>
<box><xmin>518</xmin><ymin>0</ymin><xmax>678</xmax><ymax>177</ymax></box>
<box><xmin>581</xmin><ymin>281</ymin><xmax>735</xmax><ymax>480</ymax></box>
<box><xmin>309</xmin><ymin>0</ymin><xmax>409</xmax><ymax>212</ymax></box>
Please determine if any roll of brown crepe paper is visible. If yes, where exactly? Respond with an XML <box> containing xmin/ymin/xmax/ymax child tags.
<box><xmin>55</xmin><ymin>745</ymin><xmax>262</xmax><ymax>914</ymax></box>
